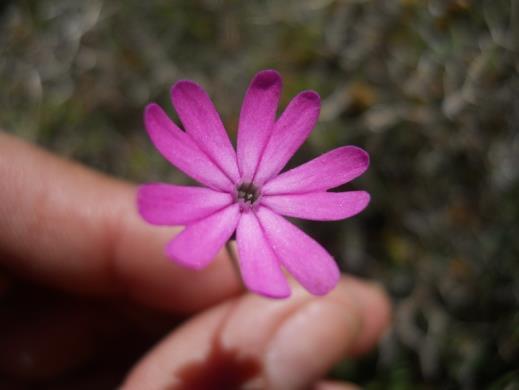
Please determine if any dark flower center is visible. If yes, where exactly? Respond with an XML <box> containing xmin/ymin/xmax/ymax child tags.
<box><xmin>236</xmin><ymin>182</ymin><xmax>260</xmax><ymax>207</ymax></box>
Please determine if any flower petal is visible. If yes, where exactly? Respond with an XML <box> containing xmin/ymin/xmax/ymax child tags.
<box><xmin>137</xmin><ymin>183</ymin><xmax>233</xmax><ymax>226</ymax></box>
<box><xmin>254</xmin><ymin>90</ymin><xmax>320</xmax><ymax>185</ymax></box>
<box><xmin>171</xmin><ymin>81</ymin><xmax>240</xmax><ymax>183</ymax></box>
<box><xmin>261</xmin><ymin>191</ymin><xmax>370</xmax><ymax>221</ymax></box>
<box><xmin>166</xmin><ymin>204</ymin><xmax>240</xmax><ymax>270</ymax></box>
<box><xmin>236</xmin><ymin>212</ymin><xmax>291</xmax><ymax>298</ymax></box>
<box><xmin>145</xmin><ymin>103</ymin><xmax>234</xmax><ymax>191</ymax></box>
<box><xmin>237</xmin><ymin>70</ymin><xmax>282</xmax><ymax>182</ymax></box>
<box><xmin>256</xmin><ymin>207</ymin><xmax>340</xmax><ymax>296</ymax></box>
<box><xmin>262</xmin><ymin>146</ymin><xmax>369</xmax><ymax>195</ymax></box>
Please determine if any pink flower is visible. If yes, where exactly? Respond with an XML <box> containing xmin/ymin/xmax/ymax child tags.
<box><xmin>137</xmin><ymin>70</ymin><xmax>370</xmax><ymax>298</ymax></box>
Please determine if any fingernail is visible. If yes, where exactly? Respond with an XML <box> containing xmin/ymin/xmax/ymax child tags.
<box><xmin>265</xmin><ymin>299</ymin><xmax>360</xmax><ymax>390</ymax></box>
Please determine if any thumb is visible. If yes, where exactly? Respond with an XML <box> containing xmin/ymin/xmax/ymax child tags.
<box><xmin>123</xmin><ymin>276</ymin><xmax>390</xmax><ymax>390</ymax></box>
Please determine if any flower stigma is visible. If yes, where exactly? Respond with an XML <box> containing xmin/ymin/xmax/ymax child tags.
<box><xmin>235</xmin><ymin>182</ymin><xmax>261</xmax><ymax>211</ymax></box>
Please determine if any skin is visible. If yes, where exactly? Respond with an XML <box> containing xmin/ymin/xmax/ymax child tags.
<box><xmin>0</xmin><ymin>131</ymin><xmax>391</xmax><ymax>389</ymax></box>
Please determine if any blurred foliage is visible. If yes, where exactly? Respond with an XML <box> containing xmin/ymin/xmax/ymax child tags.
<box><xmin>1</xmin><ymin>0</ymin><xmax>518</xmax><ymax>388</ymax></box>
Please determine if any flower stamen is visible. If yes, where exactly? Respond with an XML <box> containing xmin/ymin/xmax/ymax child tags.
<box><xmin>236</xmin><ymin>182</ymin><xmax>261</xmax><ymax>210</ymax></box>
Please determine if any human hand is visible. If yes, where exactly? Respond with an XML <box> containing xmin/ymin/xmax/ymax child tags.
<box><xmin>0</xmin><ymin>132</ymin><xmax>390</xmax><ymax>389</ymax></box>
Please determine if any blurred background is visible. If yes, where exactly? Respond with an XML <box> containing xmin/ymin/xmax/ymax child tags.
<box><xmin>1</xmin><ymin>0</ymin><xmax>518</xmax><ymax>388</ymax></box>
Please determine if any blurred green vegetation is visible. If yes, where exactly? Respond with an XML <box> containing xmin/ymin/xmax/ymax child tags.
<box><xmin>1</xmin><ymin>0</ymin><xmax>518</xmax><ymax>388</ymax></box>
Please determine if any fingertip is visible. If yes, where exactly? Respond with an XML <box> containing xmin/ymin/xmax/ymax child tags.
<box><xmin>339</xmin><ymin>277</ymin><xmax>392</xmax><ymax>356</ymax></box>
<box><xmin>265</xmin><ymin>298</ymin><xmax>361</xmax><ymax>390</ymax></box>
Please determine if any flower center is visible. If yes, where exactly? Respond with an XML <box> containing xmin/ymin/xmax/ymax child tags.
<box><xmin>235</xmin><ymin>182</ymin><xmax>261</xmax><ymax>210</ymax></box>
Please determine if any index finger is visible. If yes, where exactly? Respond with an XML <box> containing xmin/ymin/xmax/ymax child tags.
<box><xmin>0</xmin><ymin>132</ymin><xmax>242</xmax><ymax>314</ymax></box>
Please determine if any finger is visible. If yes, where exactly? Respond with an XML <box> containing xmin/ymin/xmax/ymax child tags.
<box><xmin>341</xmin><ymin>277</ymin><xmax>391</xmax><ymax>356</ymax></box>
<box><xmin>123</xmin><ymin>276</ymin><xmax>391</xmax><ymax>390</ymax></box>
<box><xmin>0</xmin><ymin>132</ymin><xmax>242</xmax><ymax>313</ymax></box>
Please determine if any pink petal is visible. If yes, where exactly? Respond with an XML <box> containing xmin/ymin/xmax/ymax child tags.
<box><xmin>261</xmin><ymin>191</ymin><xmax>370</xmax><ymax>221</ymax></box>
<box><xmin>254</xmin><ymin>90</ymin><xmax>321</xmax><ymax>185</ymax></box>
<box><xmin>262</xmin><ymin>146</ymin><xmax>369</xmax><ymax>195</ymax></box>
<box><xmin>236</xmin><ymin>212</ymin><xmax>291</xmax><ymax>298</ymax></box>
<box><xmin>166</xmin><ymin>204</ymin><xmax>240</xmax><ymax>270</ymax></box>
<box><xmin>137</xmin><ymin>183</ymin><xmax>233</xmax><ymax>226</ymax></box>
<box><xmin>145</xmin><ymin>103</ymin><xmax>233</xmax><ymax>191</ymax></box>
<box><xmin>237</xmin><ymin>70</ymin><xmax>282</xmax><ymax>182</ymax></box>
<box><xmin>256</xmin><ymin>207</ymin><xmax>340</xmax><ymax>296</ymax></box>
<box><xmin>171</xmin><ymin>81</ymin><xmax>240</xmax><ymax>183</ymax></box>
